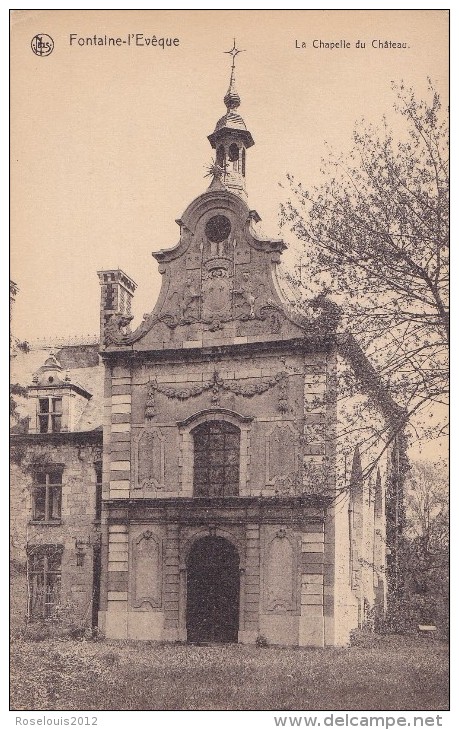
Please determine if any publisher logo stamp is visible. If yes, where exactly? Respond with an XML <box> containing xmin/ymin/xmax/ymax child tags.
<box><xmin>31</xmin><ymin>34</ymin><xmax>54</xmax><ymax>57</ymax></box>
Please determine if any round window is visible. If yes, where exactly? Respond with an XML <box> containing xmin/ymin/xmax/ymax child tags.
<box><xmin>205</xmin><ymin>215</ymin><xmax>231</xmax><ymax>243</ymax></box>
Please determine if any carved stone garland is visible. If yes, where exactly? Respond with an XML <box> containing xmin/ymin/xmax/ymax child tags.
<box><xmin>145</xmin><ymin>370</ymin><xmax>289</xmax><ymax>417</ymax></box>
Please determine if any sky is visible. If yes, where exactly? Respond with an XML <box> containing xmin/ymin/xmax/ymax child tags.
<box><xmin>10</xmin><ymin>9</ymin><xmax>448</xmax><ymax>343</ymax></box>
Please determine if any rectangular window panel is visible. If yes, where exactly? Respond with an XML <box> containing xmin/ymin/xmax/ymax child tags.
<box><xmin>33</xmin><ymin>472</ymin><xmax>63</xmax><ymax>522</ymax></box>
<box><xmin>209</xmin><ymin>482</ymin><xmax>223</xmax><ymax>497</ymax></box>
<box><xmin>39</xmin><ymin>398</ymin><xmax>50</xmax><ymax>413</ymax></box>
<box><xmin>211</xmin><ymin>449</ymin><xmax>226</xmax><ymax>465</ymax></box>
<box><xmin>210</xmin><ymin>433</ymin><xmax>225</xmax><ymax>450</ymax></box>
<box><xmin>225</xmin><ymin>465</ymin><xmax>239</xmax><ymax>484</ymax></box>
<box><xmin>194</xmin><ymin>434</ymin><xmax>209</xmax><ymax>450</ymax></box>
<box><xmin>30</xmin><ymin>574</ymin><xmax>45</xmax><ymax>618</ymax></box>
<box><xmin>51</xmin><ymin>414</ymin><xmax>62</xmax><ymax>433</ymax></box>
<box><xmin>194</xmin><ymin>482</ymin><xmax>207</xmax><ymax>497</ymax></box>
<box><xmin>224</xmin><ymin>449</ymin><xmax>239</xmax><ymax>465</ymax></box>
<box><xmin>194</xmin><ymin>467</ymin><xmax>208</xmax><ymax>490</ymax></box>
<box><xmin>52</xmin><ymin>398</ymin><xmax>62</xmax><ymax>414</ymax></box>
<box><xmin>33</xmin><ymin>488</ymin><xmax>46</xmax><ymax>521</ymax></box>
<box><xmin>44</xmin><ymin>574</ymin><xmax>61</xmax><ymax>618</ymax></box>
<box><xmin>209</xmin><ymin>466</ymin><xmax>225</xmax><ymax>483</ymax></box>
<box><xmin>38</xmin><ymin>415</ymin><xmax>49</xmax><ymax>433</ymax></box>
<box><xmin>194</xmin><ymin>451</ymin><xmax>208</xmax><ymax>467</ymax></box>
<box><xmin>29</xmin><ymin>552</ymin><xmax>45</xmax><ymax>573</ymax></box>
<box><xmin>225</xmin><ymin>481</ymin><xmax>238</xmax><ymax>497</ymax></box>
<box><xmin>47</xmin><ymin>551</ymin><xmax>62</xmax><ymax>572</ymax></box>
<box><xmin>225</xmin><ymin>434</ymin><xmax>240</xmax><ymax>450</ymax></box>
<box><xmin>49</xmin><ymin>487</ymin><xmax>62</xmax><ymax>520</ymax></box>
<box><xmin>28</xmin><ymin>548</ymin><xmax>62</xmax><ymax>620</ymax></box>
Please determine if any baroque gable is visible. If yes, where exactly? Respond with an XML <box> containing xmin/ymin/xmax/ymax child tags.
<box><xmin>102</xmin><ymin>191</ymin><xmax>309</xmax><ymax>350</ymax></box>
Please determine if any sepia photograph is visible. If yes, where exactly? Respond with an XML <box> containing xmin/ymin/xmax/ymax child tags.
<box><xmin>10</xmin><ymin>8</ymin><xmax>449</xmax><ymax>716</ymax></box>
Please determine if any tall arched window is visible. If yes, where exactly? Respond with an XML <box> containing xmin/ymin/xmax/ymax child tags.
<box><xmin>216</xmin><ymin>145</ymin><xmax>225</xmax><ymax>169</ymax></box>
<box><xmin>192</xmin><ymin>421</ymin><xmax>240</xmax><ymax>497</ymax></box>
<box><xmin>228</xmin><ymin>143</ymin><xmax>240</xmax><ymax>171</ymax></box>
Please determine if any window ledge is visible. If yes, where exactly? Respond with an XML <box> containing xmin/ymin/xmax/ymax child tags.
<box><xmin>29</xmin><ymin>520</ymin><xmax>62</xmax><ymax>526</ymax></box>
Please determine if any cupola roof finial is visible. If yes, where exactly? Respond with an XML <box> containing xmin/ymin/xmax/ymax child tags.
<box><xmin>208</xmin><ymin>40</ymin><xmax>254</xmax><ymax>150</ymax></box>
<box><xmin>223</xmin><ymin>39</ymin><xmax>245</xmax><ymax>111</ymax></box>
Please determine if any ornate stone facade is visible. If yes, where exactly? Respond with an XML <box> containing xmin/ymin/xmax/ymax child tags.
<box><xmin>93</xmin><ymin>53</ymin><xmax>397</xmax><ymax>647</ymax></box>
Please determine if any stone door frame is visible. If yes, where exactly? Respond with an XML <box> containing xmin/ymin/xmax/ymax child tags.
<box><xmin>178</xmin><ymin>527</ymin><xmax>246</xmax><ymax>642</ymax></box>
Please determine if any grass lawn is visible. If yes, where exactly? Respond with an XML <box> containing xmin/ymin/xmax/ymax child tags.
<box><xmin>10</xmin><ymin>635</ymin><xmax>448</xmax><ymax>712</ymax></box>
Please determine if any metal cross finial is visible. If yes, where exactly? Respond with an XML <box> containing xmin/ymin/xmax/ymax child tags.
<box><xmin>224</xmin><ymin>39</ymin><xmax>245</xmax><ymax>68</ymax></box>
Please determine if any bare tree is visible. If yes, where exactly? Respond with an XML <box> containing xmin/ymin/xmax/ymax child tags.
<box><xmin>281</xmin><ymin>80</ymin><xmax>449</xmax><ymax>449</ymax></box>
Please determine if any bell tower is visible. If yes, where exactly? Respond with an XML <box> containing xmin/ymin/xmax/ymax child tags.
<box><xmin>207</xmin><ymin>40</ymin><xmax>254</xmax><ymax>199</ymax></box>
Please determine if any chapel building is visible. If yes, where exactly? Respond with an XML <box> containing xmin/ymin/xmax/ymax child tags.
<box><xmin>10</xmin><ymin>51</ymin><xmax>405</xmax><ymax>646</ymax></box>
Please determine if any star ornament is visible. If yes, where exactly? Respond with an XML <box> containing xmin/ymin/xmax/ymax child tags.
<box><xmin>204</xmin><ymin>160</ymin><xmax>227</xmax><ymax>179</ymax></box>
<box><xmin>224</xmin><ymin>39</ymin><xmax>245</xmax><ymax>67</ymax></box>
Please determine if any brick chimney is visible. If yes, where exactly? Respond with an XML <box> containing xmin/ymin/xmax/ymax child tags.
<box><xmin>97</xmin><ymin>269</ymin><xmax>137</xmax><ymax>343</ymax></box>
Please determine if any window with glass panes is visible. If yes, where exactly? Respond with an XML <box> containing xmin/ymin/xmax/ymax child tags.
<box><xmin>38</xmin><ymin>397</ymin><xmax>62</xmax><ymax>433</ymax></box>
<box><xmin>192</xmin><ymin>421</ymin><xmax>240</xmax><ymax>497</ymax></box>
<box><xmin>32</xmin><ymin>470</ymin><xmax>62</xmax><ymax>522</ymax></box>
<box><xmin>28</xmin><ymin>546</ymin><xmax>62</xmax><ymax>619</ymax></box>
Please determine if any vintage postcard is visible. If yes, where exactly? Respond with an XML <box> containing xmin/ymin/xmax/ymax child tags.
<box><xmin>10</xmin><ymin>9</ymin><xmax>449</xmax><ymax>718</ymax></box>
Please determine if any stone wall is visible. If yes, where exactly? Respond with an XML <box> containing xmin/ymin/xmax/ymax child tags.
<box><xmin>103</xmin><ymin>347</ymin><xmax>336</xmax><ymax>503</ymax></box>
<box><xmin>10</xmin><ymin>436</ymin><xmax>102</xmax><ymax>628</ymax></box>
<box><xmin>100</xmin><ymin>338</ymin><xmax>339</xmax><ymax>645</ymax></box>
<box><xmin>331</xmin><ymin>353</ymin><xmax>390</xmax><ymax>643</ymax></box>
<box><xmin>99</xmin><ymin>502</ymin><xmax>329</xmax><ymax>645</ymax></box>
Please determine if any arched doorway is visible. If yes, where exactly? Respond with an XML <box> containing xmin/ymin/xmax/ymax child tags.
<box><xmin>186</xmin><ymin>536</ymin><xmax>240</xmax><ymax>644</ymax></box>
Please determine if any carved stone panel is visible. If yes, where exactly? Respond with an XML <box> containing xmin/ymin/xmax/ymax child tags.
<box><xmin>134</xmin><ymin>427</ymin><xmax>165</xmax><ymax>491</ymax></box>
<box><xmin>264</xmin><ymin>529</ymin><xmax>296</xmax><ymax>613</ymax></box>
<box><xmin>132</xmin><ymin>530</ymin><xmax>162</xmax><ymax>609</ymax></box>
<box><xmin>266</xmin><ymin>423</ymin><xmax>298</xmax><ymax>485</ymax></box>
<box><xmin>201</xmin><ymin>267</ymin><xmax>233</xmax><ymax>323</ymax></box>
<box><xmin>178</xmin><ymin>272</ymin><xmax>201</xmax><ymax>323</ymax></box>
<box><xmin>234</xmin><ymin>242</ymin><xmax>251</xmax><ymax>265</ymax></box>
<box><xmin>186</xmin><ymin>246</ymin><xmax>202</xmax><ymax>270</ymax></box>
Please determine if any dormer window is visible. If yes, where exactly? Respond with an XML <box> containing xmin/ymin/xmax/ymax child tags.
<box><xmin>38</xmin><ymin>397</ymin><xmax>62</xmax><ymax>433</ymax></box>
<box><xmin>28</xmin><ymin>353</ymin><xmax>92</xmax><ymax>435</ymax></box>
